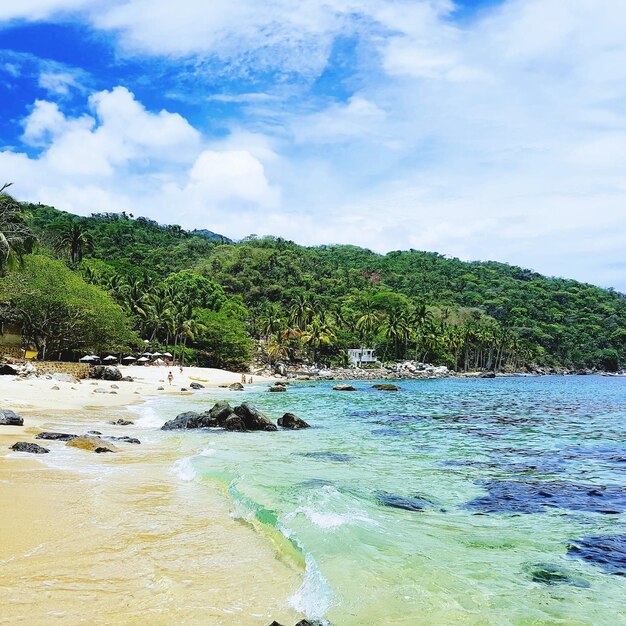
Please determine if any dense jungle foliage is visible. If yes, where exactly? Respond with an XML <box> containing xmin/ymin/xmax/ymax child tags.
<box><xmin>2</xmin><ymin>194</ymin><xmax>625</xmax><ymax>371</ymax></box>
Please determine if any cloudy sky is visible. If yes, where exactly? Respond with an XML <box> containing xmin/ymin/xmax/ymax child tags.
<box><xmin>1</xmin><ymin>0</ymin><xmax>625</xmax><ymax>289</ymax></box>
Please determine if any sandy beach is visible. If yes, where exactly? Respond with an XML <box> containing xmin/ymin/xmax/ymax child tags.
<box><xmin>0</xmin><ymin>366</ymin><xmax>302</xmax><ymax>625</ymax></box>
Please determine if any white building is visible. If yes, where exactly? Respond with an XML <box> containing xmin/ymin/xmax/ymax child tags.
<box><xmin>347</xmin><ymin>348</ymin><xmax>377</xmax><ymax>366</ymax></box>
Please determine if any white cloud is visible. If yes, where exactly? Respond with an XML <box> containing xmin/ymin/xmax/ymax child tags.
<box><xmin>38</xmin><ymin>70</ymin><xmax>82</xmax><ymax>95</ymax></box>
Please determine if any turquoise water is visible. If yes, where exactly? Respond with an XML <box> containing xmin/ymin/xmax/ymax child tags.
<box><xmin>146</xmin><ymin>377</ymin><xmax>626</xmax><ymax>625</ymax></box>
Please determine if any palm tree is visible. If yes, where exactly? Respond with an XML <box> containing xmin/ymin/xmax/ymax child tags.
<box><xmin>0</xmin><ymin>183</ymin><xmax>36</xmax><ymax>273</ymax></box>
<box><xmin>54</xmin><ymin>219</ymin><xmax>94</xmax><ymax>265</ymax></box>
<box><xmin>289</xmin><ymin>294</ymin><xmax>315</xmax><ymax>331</ymax></box>
<box><xmin>301</xmin><ymin>315</ymin><xmax>337</xmax><ymax>364</ymax></box>
<box><xmin>382</xmin><ymin>308</ymin><xmax>412</xmax><ymax>359</ymax></box>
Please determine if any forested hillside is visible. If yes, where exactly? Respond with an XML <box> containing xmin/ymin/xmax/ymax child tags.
<box><xmin>2</xmin><ymin>195</ymin><xmax>625</xmax><ymax>371</ymax></box>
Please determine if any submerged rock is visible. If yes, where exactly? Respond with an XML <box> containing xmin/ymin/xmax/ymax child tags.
<box><xmin>524</xmin><ymin>563</ymin><xmax>590</xmax><ymax>587</ymax></box>
<box><xmin>190</xmin><ymin>382</ymin><xmax>204</xmax><ymax>389</ymax></box>
<box><xmin>303</xmin><ymin>451</ymin><xmax>352</xmax><ymax>463</ymax></box>
<box><xmin>268</xmin><ymin>385</ymin><xmax>287</xmax><ymax>392</ymax></box>
<box><xmin>278</xmin><ymin>413</ymin><xmax>310</xmax><ymax>429</ymax></box>
<box><xmin>107</xmin><ymin>436</ymin><xmax>141</xmax><ymax>444</ymax></box>
<box><xmin>108</xmin><ymin>419</ymin><xmax>134</xmax><ymax>426</ymax></box>
<box><xmin>333</xmin><ymin>384</ymin><xmax>356</xmax><ymax>391</ymax></box>
<box><xmin>229</xmin><ymin>382</ymin><xmax>244</xmax><ymax>391</ymax></box>
<box><xmin>66</xmin><ymin>435</ymin><xmax>118</xmax><ymax>453</ymax></box>
<box><xmin>372</xmin><ymin>383</ymin><xmax>400</xmax><ymax>391</ymax></box>
<box><xmin>36</xmin><ymin>431</ymin><xmax>75</xmax><ymax>441</ymax></box>
<box><xmin>466</xmin><ymin>480</ymin><xmax>626</xmax><ymax>515</ymax></box>
<box><xmin>234</xmin><ymin>403</ymin><xmax>277</xmax><ymax>431</ymax></box>
<box><xmin>377</xmin><ymin>492</ymin><xmax>435</xmax><ymax>512</ymax></box>
<box><xmin>568</xmin><ymin>535</ymin><xmax>626</xmax><ymax>575</ymax></box>
<box><xmin>10</xmin><ymin>441</ymin><xmax>50</xmax><ymax>454</ymax></box>
<box><xmin>0</xmin><ymin>409</ymin><xmax>23</xmax><ymax>426</ymax></box>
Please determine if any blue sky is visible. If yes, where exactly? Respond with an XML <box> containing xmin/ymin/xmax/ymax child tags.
<box><xmin>1</xmin><ymin>0</ymin><xmax>626</xmax><ymax>290</ymax></box>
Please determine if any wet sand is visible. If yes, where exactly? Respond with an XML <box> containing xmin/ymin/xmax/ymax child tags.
<box><xmin>0</xmin><ymin>385</ymin><xmax>302</xmax><ymax>625</ymax></box>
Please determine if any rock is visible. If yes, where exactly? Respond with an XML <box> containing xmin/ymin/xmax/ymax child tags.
<box><xmin>278</xmin><ymin>413</ymin><xmax>310</xmax><ymax>429</ymax></box>
<box><xmin>0</xmin><ymin>409</ymin><xmax>24</xmax><ymax>426</ymax></box>
<box><xmin>110</xmin><ymin>391</ymin><xmax>118</xmax><ymax>394</ymax></box>
<box><xmin>90</xmin><ymin>365</ymin><xmax>122</xmax><ymax>381</ymax></box>
<box><xmin>157</xmin><ymin>386</ymin><xmax>164</xmax><ymax>390</ymax></box>
<box><xmin>224</xmin><ymin>415</ymin><xmax>246</xmax><ymax>431</ymax></box>
<box><xmin>51</xmin><ymin>373</ymin><xmax>78</xmax><ymax>383</ymax></box>
<box><xmin>190</xmin><ymin>382</ymin><xmax>204</xmax><ymax>389</ymax></box>
<box><xmin>51</xmin><ymin>385</ymin><xmax>60</xmax><ymax>390</ymax></box>
<box><xmin>94</xmin><ymin>388</ymin><xmax>108</xmax><ymax>394</ymax></box>
<box><xmin>229</xmin><ymin>382</ymin><xmax>244</xmax><ymax>391</ymax></box>
<box><xmin>10</xmin><ymin>441</ymin><xmax>49</xmax><ymax>454</ymax></box>
<box><xmin>209</xmin><ymin>401</ymin><xmax>235</xmax><ymax>425</ymax></box>
<box><xmin>111</xmin><ymin>384</ymin><xmax>119</xmax><ymax>389</ymax></box>
<box><xmin>333</xmin><ymin>384</ymin><xmax>356</xmax><ymax>391</ymax></box>
<box><xmin>377</xmin><ymin>492</ymin><xmax>436</xmax><ymax>512</ymax></box>
<box><xmin>87</xmin><ymin>430</ymin><xmax>102</xmax><ymax>435</ymax></box>
<box><xmin>480</xmin><ymin>371</ymin><xmax>496</xmax><ymax>378</ymax></box>
<box><xmin>121</xmin><ymin>376</ymin><xmax>133</xmax><ymax>382</ymax></box>
<box><xmin>66</xmin><ymin>435</ymin><xmax>118</xmax><ymax>453</ymax></box>
<box><xmin>161</xmin><ymin>410</ymin><xmax>218</xmax><ymax>430</ymax></box>
<box><xmin>373</xmin><ymin>383</ymin><xmax>400</xmax><ymax>391</ymax></box>
<box><xmin>0</xmin><ymin>364</ymin><xmax>19</xmax><ymax>376</ymax></box>
<box><xmin>107</xmin><ymin>436</ymin><xmax>141</xmax><ymax>444</ymax></box>
<box><xmin>36</xmin><ymin>432</ymin><xmax>75</xmax><ymax>441</ymax></box>
<box><xmin>109</xmin><ymin>419</ymin><xmax>134</xmax><ymax>426</ymax></box>
<box><xmin>268</xmin><ymin>385</ymin><xmax>287</xmax><ymax>392</ymax></box>
<box><xmin>180</xmin><ymin>387</ymin><xmax>188</xmax><ymax>391</ymax></box>
<box><xmin>234</xmin><ymin>403</ymin><xmax>277</xmax><ymax>431</ymax></box>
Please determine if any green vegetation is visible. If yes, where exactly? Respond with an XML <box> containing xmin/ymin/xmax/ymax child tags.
<box><xmin>1</xmin><ymin>191</ymin><xmax>625</xmax><ymax>371</ymax></box>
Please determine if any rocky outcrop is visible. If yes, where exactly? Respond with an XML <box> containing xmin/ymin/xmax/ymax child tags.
<box><xmin>0</xmin><ymin>364</ymin><xmax>19</xmax><ymax>376</ymax></box>
<box><xmin>107</xmin><ymin>436</ymin><xmax>140</xmax><ymax>444</ymax></box>
<box><xmin>267</xmin><ymin>620</ymin><xmax>324</xmax><ymax>626</ymax></box>
<box><xmin>278</xmin><ymin>413</ymin><xmax>310</xmax><ymax>429</ymax></box>
<box><xmin>36</xmin><ymin>431</ymin><xmax>75</xmax><ymax>441</ymax></box>
<box><xmin>10</xmin><ymin>441</ymin><xmax>49</xmax><ymax>454</ymax></box>
<box><xmin>109</xmin><ymin>419</ymin><xmax>134</xmax><ymax>426</ymax></box>
<box><xmin>90</xmin><ymin>365</ymin><xmax>122</xmax><ymax>381</ymax></box>
<box><xmin>190</xmin><ymin>382</ymin><xmax>204</xmax><ymax>389</ymax></box>
<box><xmin>209</xmin><ymin>401</ymin><xmax>236</xmax><ymax>424</ymax></box>
<box><xmin>234</xmin><ymin>403</ymin><xmax>278</xmax><ymax>431</ymax></box>
<box><xmin>479</xmin><ymin>371</ymin><xmax>496</xmax><ymax>378</ymax></box>
<box><xmin>0</xmin><ymin>409</ymin><xmax>23</xmax><ymax>426</ymax></box>
<box><xmin>268</xmin><ymin>385</ymin><xmax>287</xmax><ymax>392</ymax></box>
<box><xmin>229</xmin><ymin>382</ymin><xmax>244</xmax><ymax>391</ymax></box>
<box><xmin>372</xmin><ymin>383</ymin><xmax>400</xmax><ymax>391</ymax></box>
<box><xmin>224</xmin><ymin>415</ymin><xmax>246</xmax><ymax>431</ymax></box>
<box><xmin>333</xmin><ymin>384</ymin><xmax>356</xmax><ymax>391</ymax></box>
<box><xmin>66</xmin><ymin>435</ymin><xmax>118</xmax><ymax>453</ymax></box>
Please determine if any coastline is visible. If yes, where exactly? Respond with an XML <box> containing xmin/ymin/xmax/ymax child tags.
<box><xmin>0</xmin><ymin>367</ymin><xmax>302</xmax><ymax>626</ymax></box>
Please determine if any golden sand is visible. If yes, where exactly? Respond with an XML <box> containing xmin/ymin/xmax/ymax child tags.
<box><xmin>0</xmin><ymin>387</ymin><xmax>303</xmax><ymax>625</ymax></box>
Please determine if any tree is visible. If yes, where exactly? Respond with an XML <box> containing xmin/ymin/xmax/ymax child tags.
<box><xmin>0</xmin><ymin>255</ymin><xmax>140</xmax><ymax>359</ymax></box>
<box><xmin>0</xmin><ymin>184</ymin><xmax>36</xmax><ymax>273</ymax></box>
<box><xmin>53</xmin><ymin>219</ymin><xmax>94</xmax><ymax>265</ymax></box>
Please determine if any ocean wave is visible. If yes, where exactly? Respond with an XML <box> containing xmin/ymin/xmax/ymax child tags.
<box><xmin>131</xmin><ymin>403</ymin><xmax>163</xmax><ymax>428</ymax></box>
<box><xmin>170</xmin><ymin>457</ymin><xmax>197</xmax><ymax>481</ymax></box>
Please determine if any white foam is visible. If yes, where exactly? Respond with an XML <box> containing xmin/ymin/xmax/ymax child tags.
<box><xmin>132</xmin><ymin>404</ymin><xmax>163</xmax><ymax>429</ymax></box>
<box><xmin>170</xmin><ymin>457</ymin><xmax>197</xmax><ymax>481</ymax></box>
<box><xmin>200</xmin><ymin>448</ymin><xmax>216</xmax><ymax>457</ymax></box>
<box><xmin>289</xmin><ymin>551</ymin><xmax>334</xmax><ymax>621</ymax></box>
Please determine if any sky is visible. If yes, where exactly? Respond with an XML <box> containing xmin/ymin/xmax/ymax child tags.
<box><xmin>1</xmin><ymin>0</ymin><xmax>625</xmax><ymax>290</ymax></box>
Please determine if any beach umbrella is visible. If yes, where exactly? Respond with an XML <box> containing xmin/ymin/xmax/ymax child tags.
<box><xmin>154</xmin><ymin>358</ymin><xmax>165</xmax><ymax>365</ymax></box>
<box><xmin>137</xmin><ymin>357</ymin><xmax>149</xmax><ymax>362</ymax></box>
<box><xmin>122</xmin><ymin>356</ymin><xmax>136</xmax><ymax>362</ymax></box>
<box><xmin>152</xmin><ymin>352</ymin><xmax>163</xmax><ymax>357</ymax></box>
<box><xmin>79</xmin><ymin>355</ymin><xmax>95</xmax><ymax>362</ymax></box>
<box><xmin>163</xmin><ymin>352</ymin><xmax>173</xmax><ymax>358</ymax></box>
<box><xmin>142</xmin><ymin>352</ymin><xmax>152</xmax><ymax>357</ymax></box>
<box><xmin>103</xmin><ymin>355</ymin><xmax>117</xmax><ymax>361</ymax></box>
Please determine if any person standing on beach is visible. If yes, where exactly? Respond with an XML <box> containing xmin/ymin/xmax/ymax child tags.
<box><xmin>168</xmin><ymin>371</ymin><xmax>173</xmax><ymax>385</ymax></box>
<box><xmin>241</xmin><ymin>373</ymin><xmax>246</xmax><ymax>384</ymax></box>
<box><xmin>248</xmin><ymin>376</ymin><xmax>253</xmax><ymax>384</ymax></box>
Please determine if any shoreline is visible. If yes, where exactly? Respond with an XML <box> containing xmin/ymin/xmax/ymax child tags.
<box><xmin>0</xmin><ymin>367</ymin><xmax>303</xmax><ymax>626</ymax></box>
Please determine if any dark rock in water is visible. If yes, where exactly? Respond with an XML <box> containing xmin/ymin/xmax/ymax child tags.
<box><xmin>371</xmin><ymin>428</ymin><xmax>403</xmax><ymax>437</ymax></box>
<box><xmin>568</xmin><ymin>535</ymin><xmax>626</xmax><ymax>575</ymax></box>
<box><xmin>372</xmin><ymin>383</ymin><xmax>400</xmax><ymax>391</ymax></box>
<box><xmin>224</xmin><ymin>415</ymin><xmax>246</xmax><ymax>431</ymax></box>
<box><xmin>377</xmin><ymin>492</ymin><xmax>435</xmax><ymax>512</ymax></box>
<box><xmin>479</xmin><ymin>371</ymin><xmax>496</xmax><ymax>378</ymax></box>
<box><xmin>0</xmin><ymin>364</ymin><xmax>19</xmax><ymax>375</ymax></box>
<box><xmin>91</xmin><ymin>365</ymin><xmax>122</xmax><ymax>381</ymax></box>
<box><xmin>190</xmin><ymin>382</ymin><xmax>204</xmax><ymax>389</ymax></box>
<box><xmin>161</xmin><ymin>411</ymin><xmax>217</xmax><ymax>430</ymax></box>
<box><xmin>466</xmin><ymin>480</ymin><xmax>626</xmax><ymax>515</ymax></box>
<box><xmin>295</xmin><ymin>620</ymin><xmax>325</xmax><ymax>625</ymax></box>
<box><xmin>0</xmin><ymin>409</ymin><xmax>23</xmax><ymax>426</ymax></box>
<box><xmin>180</xmin><ymin>387</ymin><xmax>188</xmax><ymax>391</ymax></box>
<box><xmin>229</xmin><ymin>382</ymin><xmax>244</xmax><ymax>391</ymax></box>
<box><xmin>303</xmin><ymin>451</ymin><xmax>352</xmax><ymax>463</ymax></box>
<box><xmin>234</xmin><ymin>403</ymin><xmax>277</xmax><ymax>431</ymax></box>
<box><xmin>333</xmin><ymin>384</ymin><xmax>356</xmax><ymax>391</ymax></box>
<box><xmin>278</xmin><ymin>413</ymin><xmax>310</xmax><ymax>429</ymax></box>
<box><xmin>109</xmin><ymin>419</ymin><xmax>134</xmax><ymax>426</ymax></box>
<box><xmin>36</xmin><ymin>431</ymin><xmax>76</xmax><ymax>441</ymax></box>
<box><xmin>209</xmin><ymin>401</ymin><xmax>235</xmax><ymax>425</ymax></box>
<box><xmin>10</xmin><ymin>441</ymin><xmax>49</xmax><ymax>454</ymax></box>
<box><xmin>107</xmin><ymin>436</ymin><xmax>141</xmax><ymax>444</ymax></box>
<box><xmin>268</xmin><ymin>385</ymin><xmax>287</xmax><ymax>392</ymax></box>
<box><xmin>524</xmin><ymin>563</ymin><xmax>590</xmax><ymax>587</ymax></box>
<box><xmin>87</xmin><ymin>430</ymin><xmax>102</xmax><ymax>435</ymax></box>
<box><xmin>66</xmin><ymin>435</ymin><xmax>118</xmax><ymax>453</ymax></box>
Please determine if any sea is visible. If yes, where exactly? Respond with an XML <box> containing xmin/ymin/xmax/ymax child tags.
<box><xmin>134</xmin><ymin>376</ymin><xmax>626</xmax><ymax>625</ymax></box>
